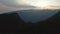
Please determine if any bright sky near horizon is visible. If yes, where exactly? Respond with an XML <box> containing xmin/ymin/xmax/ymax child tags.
<box><xmin>0</xmin><ymin>0</ymin><xmax>60</xmax><ymax>12</ymax></box>
<box><xmin>17</xmin><ymin>0</ymin><xmax>60</xmax><ymax>6</ymax></box>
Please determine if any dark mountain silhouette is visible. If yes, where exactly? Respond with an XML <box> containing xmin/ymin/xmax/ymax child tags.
<box><xmin>37</xmin><ymin>10</ymin><xmax>60</xmax><ymax>34</ymax></box>
<box><xmin>16</xmin><ymin>10</ymin><xmax>60</xmax><ymax>34</ymax></box>
<box><xmin>0</xmin><ymin>13</ymin><xmax>25</xmax><ymax>34</ymax></box>
<box><xmin>0</xmin><ymin>10</ymin><xmax>60</xmax><ymax>34</ymax></box>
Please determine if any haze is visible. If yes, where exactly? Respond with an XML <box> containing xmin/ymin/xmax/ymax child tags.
<box><xmin>0</xmin><ymin>0</ymin><xmax>60</xmax><ymax>13</ymax></box>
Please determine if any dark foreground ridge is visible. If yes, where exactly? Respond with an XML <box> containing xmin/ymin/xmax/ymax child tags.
<box><xmin>0</xmin><ymin>13</ymin><xmax>25</xmax><ymax>34</ymax></box>
<box><xmin>0</xmin><ymin>10</ymin><xmax>60</xmax><ymax>34</ymax></box>
<box><xmin>37</xmin><ymin>11</ymin><xmax>60</xmax><ymax>34</ymax></box>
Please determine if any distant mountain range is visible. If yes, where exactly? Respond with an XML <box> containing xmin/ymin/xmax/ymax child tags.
<box><xmin>15</xmin><ymin>9</ymin><xmax>59</xmax><ymax>23</ymax></box>
<box><xmin>0</xmin><ymin>9</ymin><xmax>59</xmax><ymax>23</ymax></box>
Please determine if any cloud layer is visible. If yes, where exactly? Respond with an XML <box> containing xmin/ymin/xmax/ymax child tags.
<box><xmin>0</xmin><ymin>0</ymin><xmax>60</xmax><ymax>13</ymax></box>
<box><xmin>0</xmin><ymin>0</ymin><xmax>35</xmax><ymax>12</ymax></box>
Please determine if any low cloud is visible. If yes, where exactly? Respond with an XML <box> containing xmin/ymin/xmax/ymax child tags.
<box><xmin>0</xmin><ymin>0</ymin><xmax>35</xmax><ymax>12</ymax></box>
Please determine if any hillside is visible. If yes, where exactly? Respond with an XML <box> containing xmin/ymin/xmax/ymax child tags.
<box><xmin>0</xmin><ymin>9</ymin><xmax>60</xmax><ymax>34</ymax></box>
<box><xmin>37</xmin><ymin>10</ymin><xmax>60</xmax><ymax>34</ymax></box>
<box><xmin>0</xmin><ymin>13</ymin><xmax>25</xmax><ymax>34</ymax></box>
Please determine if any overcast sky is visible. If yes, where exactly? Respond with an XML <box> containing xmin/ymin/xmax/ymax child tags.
<box><xmin>0</xmin><ymin>0</ymin><xmax>60</xmax><ymax>12</ymax></box>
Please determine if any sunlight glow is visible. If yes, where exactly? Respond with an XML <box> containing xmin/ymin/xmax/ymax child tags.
<box><xmin>17</xmin><ymin>0</ymin><xmax>50</xmax><ymax>7</ymax></box>
<box><xmin>31</xmin><ymin>1</ymin><xmax>49</xmax><ymax>7</ymax></box>
<box><xmin>16</xmin><ymin>0</ymin><xmax>60</xmax><ymax>9</ymax></box>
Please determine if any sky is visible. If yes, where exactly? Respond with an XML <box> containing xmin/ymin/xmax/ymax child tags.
<box><xmin>0</xmin><ymin>0</ymin><xmax>60</xmax><ymax>12</ymax></box>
